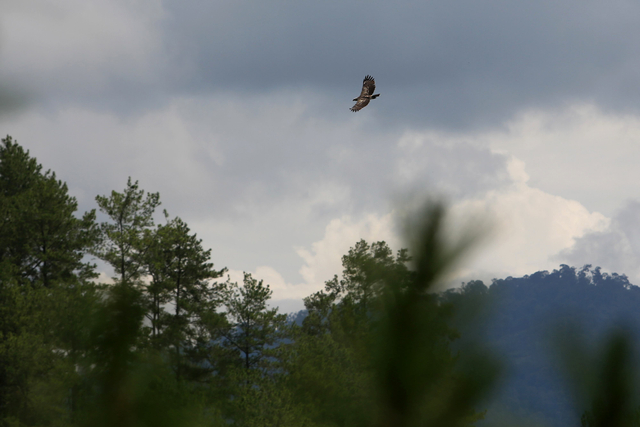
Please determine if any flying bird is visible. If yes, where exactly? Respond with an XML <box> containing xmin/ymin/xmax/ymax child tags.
<box><xmin>350</xmin><ymin>75</ymin><xmax>380</xmax><ymax>112</ymax></box>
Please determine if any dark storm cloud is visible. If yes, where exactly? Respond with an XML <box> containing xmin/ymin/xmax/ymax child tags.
<box><xmin>6</xmin><ymin>0</ymin><xmax>640</xmax><ymax>129</ymax></box>
<box><xmin>158</xmin><ymin>0</ymin><xmax>640</xmax><ymax>128</ymax></box>
<box><xmin>0</xmin><ymin>32</ymin><xmax>29</xmax><ymax>116</ymax></box>
<box><xmin>0</xmin><ymin>85</ymin><xmax>29</xmax><ymax>117</ymax></box>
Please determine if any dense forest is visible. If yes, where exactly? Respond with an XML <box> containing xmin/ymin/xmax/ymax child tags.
<box><xmin>1</xmin><ymin>134</ymin><xmax>640</xmax><ymax>427</ymax></box>
<box><xmin>0</xmin><ymin>135</ymin><xmax>493</xmax><ymax>427</ymax></box>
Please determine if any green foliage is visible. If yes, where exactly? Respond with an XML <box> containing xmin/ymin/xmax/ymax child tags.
<box><xmin>0</xmin><ymin>268</ymin><xmax>104</xmax><ymax>426</ymax></box>
<box><xmin>281</xmin><ymin>327</ymin><xmax>375</xmax><ymax>427</ymax></box>
<box><xmin>78</xmin><ymin>283</ymin><xmax>208</xmax><ymax>427</ymax></box>
<box><xmin>0</xmin><ymin>135</ymin><xmax>99</xmax><ymax>426</ymax></box>
<box><xmin>303</xmin><ymin>240</ymin><xmax>412</xmax><ymax>342</ymax></box>
<box><xmin>224</xmin><ymin>272</ymin><xmax>287</xmax><ymax>371</ymax></box>
<box><xmin>144</xmin><ymin>212</ymin><xmax>227</xmax><ymax>380</ymax></box>
<box><xmin>287</xmin><ymin>211</ymin><xmax>496</xmax><ymax>427</ymax></box>
<box><xmin>0</xmin><ymin>283</ymin><xmax>53</xmax><ymax>424</ymax></box>
<box><xmin>0</xmin><ymin>135</ymin><xmax>97</xmax><ymax>287</ymax></box>
<box><xmin>94</xmin><ymin>177</ymin><xmax>160</xmax><ymax>285</ymax></box>
<box><xmin>373</xmin><ymin>204</ymin><xmax>497</xmax><ymax>427</ymax></box>
<box><xmin>0</xmin><ymin>137</ymin><xmax>498</xmax><ymax>427</ymax></box>
<box><xmin>226</xmin><ymin>367</ymin><xmax>312</xmax><ymax>427</ymax></box>
<box><xmin>287</xmin><ymin>240</ymin><xmax>415</xmax><ymax>427</ymax></box>
<box><xmin>4</xmin><ymin>136</ymin><xmax>640</xmax><ymax>427</ymax></box>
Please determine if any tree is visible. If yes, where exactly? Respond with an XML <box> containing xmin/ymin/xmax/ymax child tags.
<box><xmin>79</xmin><ymin>283</ymin><xmax>207</xmax><ymax>427</ymax></box>
<box><xmin>0</xmin><ymin>136</ymin><xmax>100</xmax><ymax>425</ymax></box>
<box><xmin>93</xmin><ymin>177</ymin><xmax>160</xmax><ymax>285</ymax></box>
<box><xmin>372</xmin><ymin>205</ymin><xmax>496</xmax><ymax>427</ymax></box>
<box><xmin>300</xmin><ymin>239</ymin><xmax>415</xmax><ymax>370</ymax></box>
<box><xmin>284</xmin><ymin>240</ymin><xmax>415</xmax><ymax>427</ymax></box>
<box><xmin>287</xmin><ymin>210</ymin><xmax>495</xmax><ymax>427</ymax></box>
<box><xmin>332</xmin><ymin>239</ymin><xmax>412</xmax><ymax>308</ymax></box>
<box><xmin>224</xmin><ymin>273</ymin><xmax>286</xmax><ymax>371</ymax></box>
<box><xmin>0</xmin><ymin>135</ymin><xmax>97</xmax><ymax>287</ymax></box>
<box><xmin>144</xmin><ymin>213</ymin><xmax>227</xmax><ymax>381</ymax></box>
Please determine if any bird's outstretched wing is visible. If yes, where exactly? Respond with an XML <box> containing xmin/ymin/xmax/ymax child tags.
<box><xmin>359</xmin><ymin>75</ymin><xmax>376</xmax><ymax>97</ymax></box>
<box><xmin>350</xmin><ymin>98</ymin><xmax>370</xmax><ymax>112</ymax></box>
<box><xmin>350</xmin><ymin>75</ymin><xmax>378</xmax><ymax>112</ymax></box>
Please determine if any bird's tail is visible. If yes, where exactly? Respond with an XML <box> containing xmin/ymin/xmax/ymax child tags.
<box><xmin>371</xmin><ymin>94</ymin><xmax>380</xmax><ymax>99</ymax></box>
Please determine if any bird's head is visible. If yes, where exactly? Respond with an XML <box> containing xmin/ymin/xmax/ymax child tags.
<box><xmin>352</xmin><ymin>98</ymin><xmax>358</xmax><ymax>102</ymax></box>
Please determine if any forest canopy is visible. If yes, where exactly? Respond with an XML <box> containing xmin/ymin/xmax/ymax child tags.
<box><xmin>1</xmin><ymin>135</ymin><xmax>639</xmax><ymax>427</ymax></box>
<box><xmin>0</xmin><ymin>135</ymin><xmax>494</xmax><ymax>427</ymax></box>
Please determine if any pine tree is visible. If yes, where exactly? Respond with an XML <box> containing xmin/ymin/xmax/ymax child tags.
<box><xmin>0</xmin><ymin>135</ymin><xmax>99</xmax><ymax>424</ymax></box>
<box><xmin>93</xmin><ymin>177</ymin><xmax>160</xmax><ymax>285</ymax></box>
<box><xmin>0</xmin><ymin>135</ymin><xmax>97</xmax><ymax>287</ymax></box>
<box><xmin>224</xmin><ymin>273</ymin><xmax>286</xmax><ymax>371</ymax></box>
<box><xmin>144</xmin><ymin>212</ymin><xmax>226</xmax><ymax>380</ymax></box>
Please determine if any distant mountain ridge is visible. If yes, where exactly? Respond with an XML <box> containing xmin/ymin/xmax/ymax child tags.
<box><xmin>444</xmin><ymin>265</ymin><xmax>640</xmax><ymax>427</ymax></box>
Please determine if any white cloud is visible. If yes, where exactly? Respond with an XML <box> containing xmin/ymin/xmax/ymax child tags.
<box><xmin>255</xmin><ymin>157</ymin><xmax>610</xmax><ymax>308</ymax></box>
<box><xmin>450</xmin><ymin>157</ymin><xmax>610</xmax><ymax>283</ymax></box>
<box><xmin>225</xmin><ymin>266</ymin><xmax>290</xmax><ymax>297</ymax></box>
<box><xmin>229</xmin><ymin>212</ymin><xmax>398</xmax><ymax>312</ymax></box>
<box><xmin>483</xmin><ymin>104</ymin><xmax>640</xmax><ymax>216</ymax></box>
<box><xmin>296</xmin><ymin>213</ymin><xmax>398</xmax><ymax>293</ymax></box>
<box><xmin>558</xmin><ymin>200</ymin><xmax>640</xmax><ymax>284</ymax></box>
<box><xmin>91</xmin><ymin>271</ymin><xmax>115</xmax><ymax>285</ymax></box>
<box><xmin>0</xmin><ymin>96</ymin><xmax>404</xmax><ymax>299</ymax></box>
<box><xmin>0</xmin><ymin>105</ymin><xmax>216</xmax><ymax>210</ymax></box>
<box><xmin>3</xmin><ymin>0</ymin><xmax>640</xmax><ymax>318</ymax></box>
<box><xmin>3</xmin><ymin>95</ymin><xmax>635</xmax><ymax>312</ymax></box>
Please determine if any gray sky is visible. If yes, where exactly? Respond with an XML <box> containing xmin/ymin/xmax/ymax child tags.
<box><xmin>2</xmin><ymin>0</ymin><xmax>640</xmax><ymax>312</ymax></box>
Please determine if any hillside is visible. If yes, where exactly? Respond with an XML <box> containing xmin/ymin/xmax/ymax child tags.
<box><xmin>443</xmin><ymin>265</ymin><xmax>640</xmax><ymax>427</ymax></box>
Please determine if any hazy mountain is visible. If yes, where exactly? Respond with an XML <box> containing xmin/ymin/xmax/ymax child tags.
<box><xmin>444</xmin><ymin>265</ymin><xmax>640</xmax><ymax>427</ymax></box>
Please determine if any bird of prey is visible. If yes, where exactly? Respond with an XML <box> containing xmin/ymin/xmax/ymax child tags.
<box><xmin>350</xmin><ymin>75</ymin><xmax>380</xmax><ymax>112</ymax></box>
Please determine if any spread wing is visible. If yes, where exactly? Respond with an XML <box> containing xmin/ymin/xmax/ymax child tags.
<box><xmin>359</xmin><ymin>75</ymin><xmax>376</xmax><ymax>97</ymax></box>
<box><xmin>350</xmin><ymin>97</ymin><xmax>370</xmax><ymax>112</ymax></box>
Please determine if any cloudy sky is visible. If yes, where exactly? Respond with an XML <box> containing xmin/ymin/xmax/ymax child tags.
<box><xmin>2</xmin><ymin>0</ymin><xmax>640</xmax><ymax>312</ymax></box>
